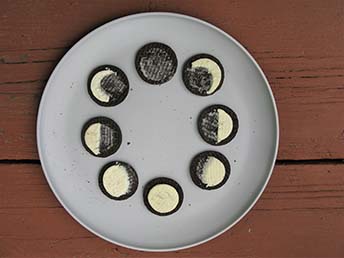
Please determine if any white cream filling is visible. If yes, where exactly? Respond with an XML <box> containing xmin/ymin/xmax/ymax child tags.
<box><xmin>201</xmin><ymin>157</ymin><xmax>226</xmax><ymax>187</ymax></box>
<box><xmin>84</xmin><ymin>123</ymin><xmax>101</xmax><ymax>155</ymax></box>
<box><xmin>102</xmin><ymin>165</ymin><xmax>130</xmax><ymax>197</ymax></box>
<box><xmin>148</xmin><ymin>184</ymin><xmax>179</xmax><ymax>213</ymax></box>
<box><xmin>191</xmin><ymin>58</ymin><xmax>222</xmax><ymax>94</ymax></box>
<box><xmin>217</xmin><ymin>109</ymin><xmax>233</xmax><ymax>143</ymax></box>
<box><xmin>90</xmin><ymin>70</ymin><xmax>114</xmax><ymax>102</ymax></box>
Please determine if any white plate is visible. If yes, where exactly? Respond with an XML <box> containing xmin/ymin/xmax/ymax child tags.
<box><xmin>37</xmin><ymin>12</ymin><xmax>279</xmax><ymax>251</ymax></box>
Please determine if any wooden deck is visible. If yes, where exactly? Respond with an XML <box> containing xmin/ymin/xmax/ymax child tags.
<box><xmin>0</xmin><ymin>0</ymin><xmax>343</xmax><ymax>257</ymax></box>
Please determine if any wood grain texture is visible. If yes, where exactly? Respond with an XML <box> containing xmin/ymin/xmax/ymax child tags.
<box><xmin>0</xmin><ymin>1</ymin><xmax>343</xmax><ymax>257</ymax></box>
<box><xmin>0</xmin><ymin>0</ymin><xmax>343</xmax><ymax>160</ymax></box>
<box><xmin>0</xmin><ymin>163</ymin><xmax>343</xmax><ymax>257</ymax></box>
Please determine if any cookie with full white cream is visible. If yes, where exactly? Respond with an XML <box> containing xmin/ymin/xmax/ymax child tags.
<box><xmin>190</xmin><ymin>151</ymin><xmax>230</xmax><ymax>190</ymax></box>
<box><xmin>143</xmin><ymin>177</ymin><xmax>183</xmax><ymax>216</ymax></box>
<box><xmin>99</xmin><ymin>161</ymin><xmax>138</xmax><ymax>200</ymax></box>
<box><xmin>198</xmin><ymin>104</ymin><xmax>238</xmax><ymax>146</ymax></box>
<box><xmin>81</xmin><ymin>117</ymin><xmax>122</xmax><ymax>157</ymax></box>
<box><xmin>135</xmin><ymin>42</ymin><xmax>178</xmax><ymax>85</ymax></box>
<box><xmin>183</xmin><ymin>54</ymin><xmax>224</xmax><ymax>96</ymax></box>
<box><xmin>88</xmin><ymin>65</ymin><xmax>129</xmax><ymax>106</ymax></box>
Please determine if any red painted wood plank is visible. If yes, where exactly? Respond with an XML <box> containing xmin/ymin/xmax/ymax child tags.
<box><xmin>0</xmin><ymin>163</ymin><xmax>343</xmax><ymax>257</ymax></box>
<box><xmin>0</xmin><ymin>0</ymin><xmax>343</xmax><ymax>159</ymax></box>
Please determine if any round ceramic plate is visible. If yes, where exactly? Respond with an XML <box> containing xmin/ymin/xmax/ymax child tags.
<box><xmin>37</xmin><ymin>13</ymin><xmax>279</xmax><ymax>251</ymax></box>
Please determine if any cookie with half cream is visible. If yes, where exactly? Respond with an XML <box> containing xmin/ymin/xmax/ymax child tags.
<box><xmin>190</xmin><ymin>151</ymin><xmax>230</xmax><ymax>190</ymax></box>
<box><xmin>143</xmin><ymin>177</ymin><xmax>183</xmax><ymax>216</ymax></box>
<box><xmin>99</xmin><ymin>161</ymin><xmax>138</xmax><ymax>200</ymax></box>
<box><xmin>183</xmin><ymin>54</ymin><xmax>224</xmax><ymax>96</ymax></box>
<box><xmin>135</xmin><ymin>42</ymin><xmax>178</xmax><ymax>85</ymax></box>
<box><xmin>81</xmin><ymin>117</ymin><xmax>122</xmax><ymax>157</ymax></box>
<box><xmin>198</xmin><ymin>104</ymin><xmax>238</xmax><ymax>146</ymax></box>
<box><xmin>88</xmin><ymin>65</ymin><xmax>129</xmax><ymax>106</ymax></box>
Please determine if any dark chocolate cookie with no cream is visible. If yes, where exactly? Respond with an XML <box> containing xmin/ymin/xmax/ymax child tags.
<box><xmin>143</xmin><ymin>177</ymin><xmax>183</xmax><ymax>216</ymax></box>
<box><xmin>198</xmin><ymin>104</ymin><xmax>238</xmax><ymax>146</ymax></box>
<box><xmin>183</xmin><ymin>54</ymin><xmax>224</xmax><ymax>96</ymax></box>
<box><xmin>99</xmin><ymin>161</ymin><xmax>138</xmax><ymax>200</ymax></box>
<box><xmin>88</xmin><ymin>65</ymin><xmax>129</xmax><ymax>107</ymax></box>
<box><xmin>135</xmin><ymin>42</ymin><xmax>178</xmax><ymax>85</ymax></box>
<box><xmin>190</xmin><ymin>151</ymin><xmax>230</xmax><ymax>190</ymax></box>
<box><xmin>81</xmin><ymin>116</ymin><xmax>122</xmax><ymax>158</ymax></box>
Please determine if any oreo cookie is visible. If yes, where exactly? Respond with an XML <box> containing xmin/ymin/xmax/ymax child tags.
<box><xmin>81</xmin><ymin>116</ymin><xmax>122</xmax><ymax>158</ymax></box>
<box><xmin>143</xmin><ymin>177</ymin><xmax>183</xmax><ymax>216</ymax></box>
<box><xmin>135</xmin><ymin>42</ymin><xmax>177</xmax><ymax>85</ymax></box>
<box><xmin>99</xmin><ymin>161</ymin><xmax>138</xmax><ymax>200</ymax></box>
<box><xmin>190</xmin><ymin>151</ymin><xmax>230</xmax><ymax>190</ymax></box>
<box><xmin>183</xmin><ymin>54</ymin><xmax>224</xmax><ymax>96</ymax></box>
<box><xmin>88</xmin><ymin>65</ymin><xmax>129</xmax><ymax>106</ymax></box>
<box><xmin>198</xmin><ymin>104</ymin><xmax>238</xmax><ymax>146</ymax></box>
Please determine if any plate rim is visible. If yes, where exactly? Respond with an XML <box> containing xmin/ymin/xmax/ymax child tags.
<box><xmin>36</xmin><ymin>11</ymin><xmax>279</xmax><ymax>252</ymax></box>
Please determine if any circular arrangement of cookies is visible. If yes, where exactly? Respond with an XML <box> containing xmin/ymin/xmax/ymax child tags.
<box><xmin>81</xmin><ymin>42</ymin><xmax>239</xmax><ymax>216</ymax></box>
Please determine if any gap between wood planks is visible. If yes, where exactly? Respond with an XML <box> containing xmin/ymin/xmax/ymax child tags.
<box><xmin>0</xmin><ymin>159</ymin><xmax>343</xmax><ymax>165</ymax></box>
